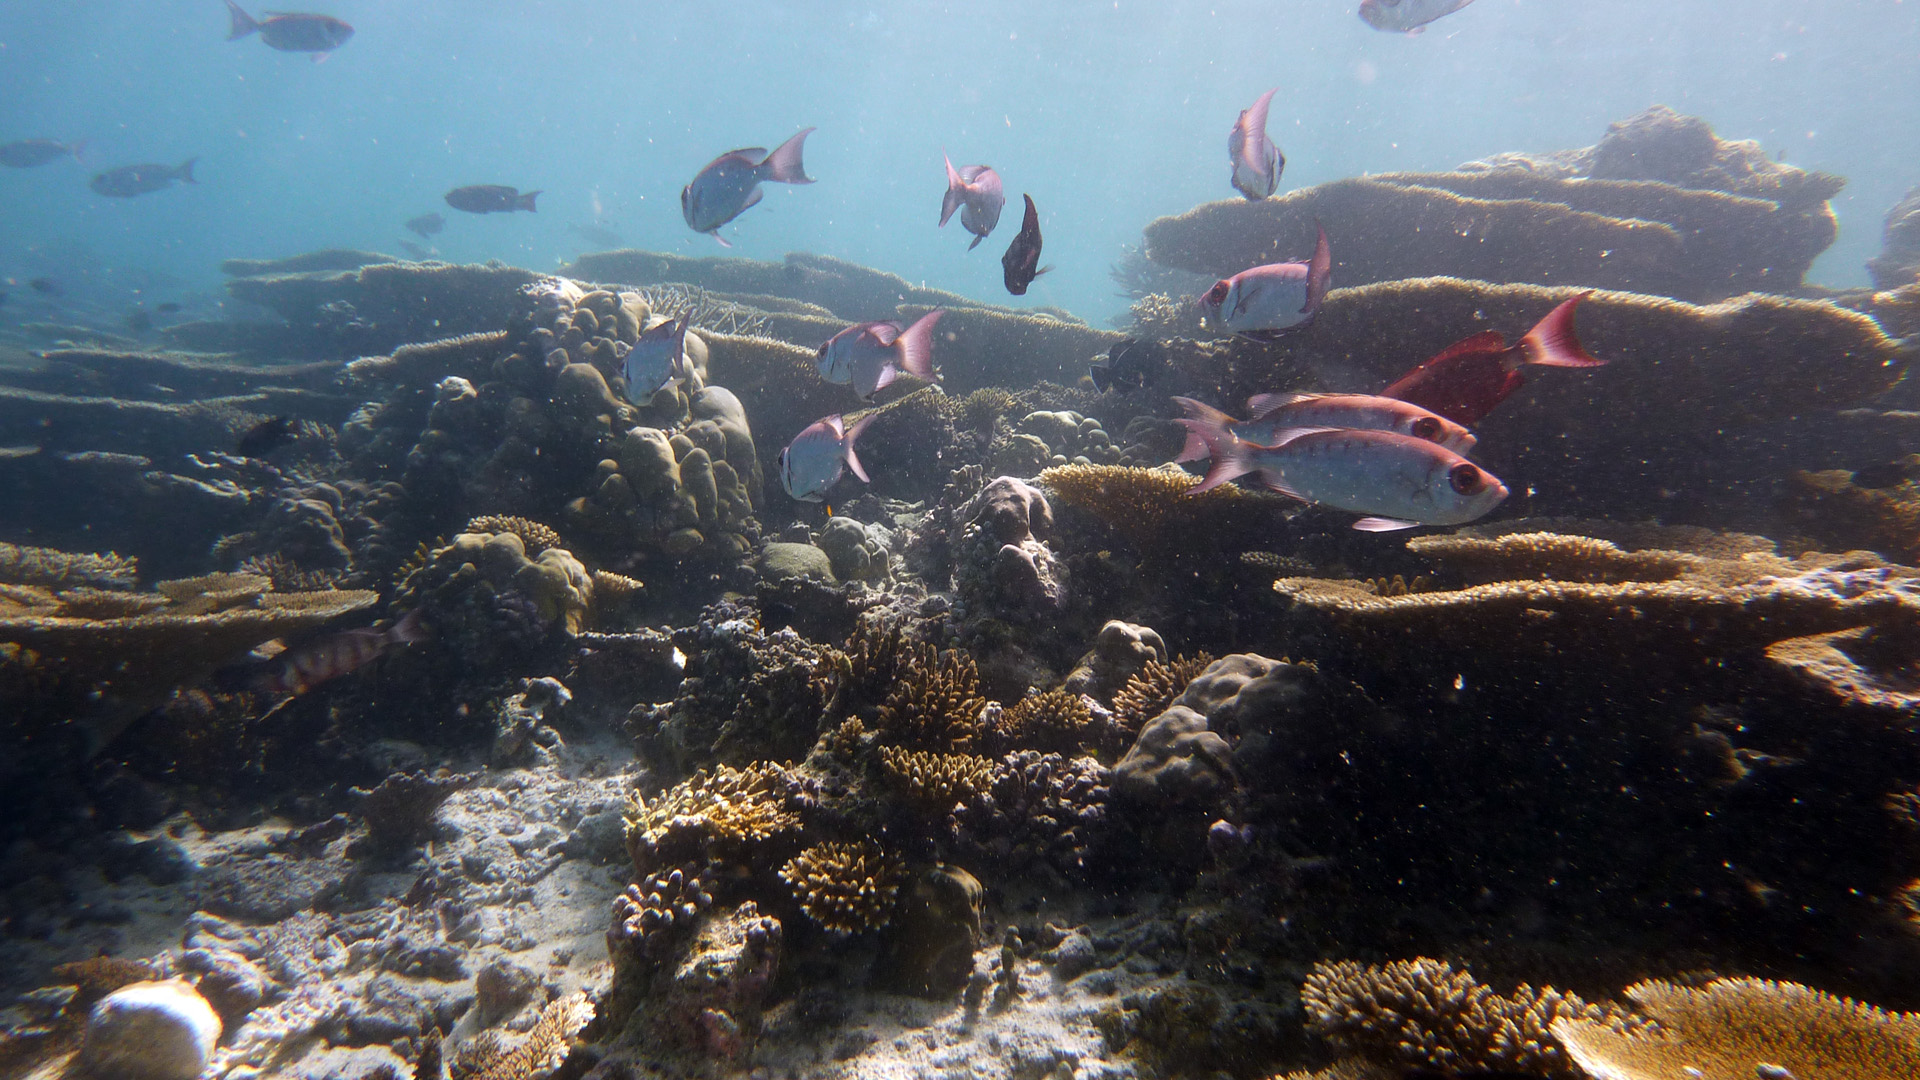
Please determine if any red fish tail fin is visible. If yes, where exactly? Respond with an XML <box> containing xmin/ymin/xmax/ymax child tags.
<box><xmin>225</xmin><ymin>1</ymin><xmax>260</xmax><ymax>40</ymax></box>
<box><xmin>1302</xmin><ymin>222</ymin><xmax>1332</xmax><ymax>316</ymax></box>
<box><xmin>177</xmin><ymin>158</ymin><xmax>198</xmax><ymax>184</ymax></box>
<box><xmin>843</xmin><ymin>411</ymin><xmax>879</xmax><ymax>483</ymax></box>
<box><xmin>518</xmin><ymin>190</ymin><xmax>541</xmax><ymax>212</ymax></box>
<box><xmin>895</xmin><ymin>309</ymin><xmax>943</xmax><ymax>383</ymax></box>
<box><xmin>1191</xmin><ymin>438</ymin><xmax>1256</xmax><ymax>493</ymax></box>
<box><xmin>1519</xmin><ymin>292</ymin><xmax>1604</xmax><ymax>368</ymax></box>
<box><xmin>763</xmin><ymin>127</ymin><xmax>815</xmax><ymax>185</ymax></box>
<box><xmin>1171</xmin><ymin>396</ymin><xmax>1237</xmax><ymax>462</ymax></box>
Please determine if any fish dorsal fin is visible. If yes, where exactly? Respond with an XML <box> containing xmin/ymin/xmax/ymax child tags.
<box><xmin>864</xmin><ymin>322</ymin><xmax>902</xmax><ymax>347</ymax></box>
<box><xmin>1247</xmin><ymin>391</ymin><xmax>1320</xmax><ymax>418</ymax></box>
<box><xmin>1424</xmin><ymin>329</ymin><xmax>1510</xmax><ymax>367</ymax></box>
<box><xmin>1352</xmin><ymin>517</ymin><xmax>1421</xmax><ymax>532</ymax></box>
<box><xmin>1257</xmin><ymin>425</ymin><xmax>1342</xmax><ymax>450</ymax></box>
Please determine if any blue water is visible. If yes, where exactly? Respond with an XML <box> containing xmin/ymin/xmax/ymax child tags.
<box><xmin>2</xmin><ymin>1</ymin><xmax>1915</xmax><ymax>325</ymax></box>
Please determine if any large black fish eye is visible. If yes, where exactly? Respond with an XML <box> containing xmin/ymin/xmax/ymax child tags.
<box><xmin>1449</xmin><ymin>463</ymin><xmax>1483</xmax><ymax>495</ymax></box>
<box><xmin>1411</xmin><ymin>416</ymin><xmax>1441</xmax><ymax>441</ymax></box>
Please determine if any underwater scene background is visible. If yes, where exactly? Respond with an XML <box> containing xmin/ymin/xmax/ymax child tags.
<box><xmin>5</xmin><ymin>3</ymin><xmax>1920</xmax><ymax>1080</ymax></box>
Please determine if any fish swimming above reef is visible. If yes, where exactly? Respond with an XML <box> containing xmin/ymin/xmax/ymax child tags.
<box><xmin>124</xmin><ymin>309</ymin><xmax>153</xmax><ymax>334</ymax></box>
<box><xmin>236</xmin><ymin>415</ymin><xmax>296</xmax><ymax>457</ymax></box>
<box><xmin>569</xmin><ymin>222</ymin><xmax>625</xmax><ymax>249</ymax></box>
<box><xmin>1090</xmin><ymin>338</ymin><xmax>1169</xmax><ymax>393</ymax></box>
<box><xmin>404</xmin><ymin>212</ymin><xmax>444</xmax><ymax>238</ymax></box>
<box><xmin>624</xmin><ymin>316</ymin><xmax>691</xmax><ymax>405</ymax></box>
<box><xmin>817</xmin><ymin>309</ymin><xmax>944</xmax><ymax>399</ymax></box>
<box><xmin>1173</xmin><ymin>393</ymin><xmax>1475</xmax><ymax>465</ymax></box>
<box><xmin>1359</xmin><ymin>0</ymin><xmax>1476</xmax><ymax>34</ymax></box>
<box><xmin>256</xmin><ymin>610</ymin><xmax>428</xmax><ymax>695</ymax></box>
<box><xmin>681</xmin><ymin>127</ymin><xmax>815</xmax><ymax>246</ymax></box>
<box><xmin>940</xmin><ymin>154</ymin><xmax>1005</xmax><ymax>251</ymax></box>
<box><xmin>445</xmin><ymin>185</ymin><xmax>539</xmax><ymax>214</ymax></box>
<box><xmin>1379</xmin><ymin>293</ymin><xmax>1604</xmax><ymax>426</ymax></box>
<box><xmin>155</xmin><ymin>302</ymin><xmax>182</xmax><ymax>315</ymax></box>
<box><xmin>396</xmin><ymin>240</ymin><xmax>437</xmax><ymax>260</ymax></box>
<box><xmin>1197</xmin><ymin>225</ymin><xmax>1331</xmax><ymax>340</ymax></box>
<box><xmin>91</xmin><ymin>160</ymin><xmax>196</xmax><ymax>198</ymax></box>
<box><xmin>780</xmin><ymin>413</ymin><xmax>877</xmax><ymax>503</ymax></box>
<box><xmin>225</xmin><ymin>1</ymin><xmax>354</xmax><ymax>60</ymax></box>
<box><xmin>1192</xmin><ymin>426</ymin><xmax>1508</xmax><ymax>531</ymax></box>
<box><xmin>28</xmin><ymin>277</ymin><xmax>62</xmax><ymax>297</ymax></box>
<box><xmin>0</xmin><ymin>139</ymin><xmax>84</xmax><ymax>168</ymax></box>
<box><xmin>1228</xmin><ymin>89</ymin><xmax>1284</xmax><ymax>200</ymax></box>
<box><xmin>1002</xmin><ymin>194</ymin><xmax>1049</xmax><ymax>296</ymax></box>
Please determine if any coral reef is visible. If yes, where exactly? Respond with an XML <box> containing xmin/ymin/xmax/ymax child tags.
<box><xmin>1041</xmin><ymin>463</ymin><xmax>1275</xmax><ymax>563</ymax></box>
<box><xmin>876</xmin><ymin>643</ymin><xmax>989</xmax><ymax>752</ymax></box>
<box><xmin>1110</xmin><ymin>652</ymin><xmax>1217</xmax><ymax>739</ymax></box>
<box><xmin>954</xmin><ymin>476</ymin><xmax>1068</xmax><ymax>618</ymax></box>
<box><xmin>448</xmin><ymin>990</ymin><xmax>593</xmax><ymax>1080</ymax></box>
<box><xmin>1781</xmin><ymin>468</ymin><xmax>1920</xmax><ymax>563</ymax></box>
<box><xmin>779</xmin><ymin>840</ymin><xmax>905</xmax><ymax>936</ymax></box>
<box><xmin>949</xmin><ymin>751</ymin><xmax>1111</xmax><ymax>884</ymax></box>
<box><xmin>991</xmin><ymin>689</ymin><xmax>1115</xmax><ymax>758</ymax></box>
<box><xmin>878</xmin><ymin>746</ymin><xmax>998</xmax><ymax>810</ymax></box>
<box><xmin>1869</xmin><ymin>182</ymin><xmax>1920</xmax><ymax>289</ymax></box>
<box><xmin>624</xmin><ymin>762</ymin><xmax>803</xmax><ymax>875</ymax></box>
<box><xmin>394</xmin><ymin>530</ymin><xmax>593</xmax><ymax>672</ymax></box>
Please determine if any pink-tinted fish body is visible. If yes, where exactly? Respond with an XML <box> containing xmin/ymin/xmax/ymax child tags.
<box><xmin>1197</xmin><ymin>225</ymin><xmax>1331</xmax><ymax>340</ymax></box>
<box><xmin>940</xmin><ymin>154</ymin><xmax>1005</xmax><ymax>250</ymax></box>
<box><xmin>1173</xmin><ymin>392</ymin><xmax>1474</xmax><ymax>465</ymax></box>
<box><xmin>816</xmin><ymin>309</ymin><xmax>944</xmax><ymax>399</ymax></box>
<box><xmin>1228</xmin><ymin>89</ymin><xmax>1284</xmax><ymax>200</ymax></box>
<box><xmin>1190</xmin><ymin>426</ymin><xmax>1507</xmax><ymax>532</ymax></box>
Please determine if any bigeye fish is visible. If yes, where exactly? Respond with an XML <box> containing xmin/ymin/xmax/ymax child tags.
<box><xmin>90</xmin><ymin>160</ymin><xmax>196</xmax><ymax>198</ymax></box>
<box><xmin>445</xmin><ymin>185</ymin><xmax>539</xmax><ymax>214</ymax></box>
<box><xmin>1197</xmin><ymin>224</ymin><xmax>1331</xmax><ymax>340</ymax></box>
<box><xmin>1192</xmin><ymin>426</ymin><xmax>1508</xmax><ymax>532</ymax></box>
<box><xmin>940</xmin><ymin>154</ymin><xmax>1005</xmax><ymax>251</ymax></box>
<box><xmin>779</xmin><ymin>413</ymin><xmax>878</xmax><ymax>503</ymax></box>
<box><xmin>816</xmin><ymin>309</ymin><xmax>944</xmax><ymax>400</ymax></box>
<box><xmin>1172</xmin><ymin>393</ymin><xmax>1475</xmax><ymax>465</ymax></box>
<box><xmin>1002</xmin><ymin>194</ymin><xmax>1049</xmax><ymax>296</ymax></box>
<box><xmin>1228</xmin><ymin>89</ymin><xmax>1283</xmax><ymax>200</ymax></box>
<box><xmin>624</xmin><ymin>316</ymin><xmax>691</xmax><ymax>405</ymax></box>
<box><xmin>681</xmin><ymin>128</ymin><xmax>815</xmax><ymax>246</ymax></box>
<box><xmin>0</xmin><ymin>139</ymin><xmax>84</xmax><ymax>169</ymax></box>
<box><xmin>1359</xmin><ymin>0</ymin><xmax>1476</xmax><ymax>34</ymax></box>
<box><xmin>1380</xmin><ymin>293</ymin><xmax>1604</xmax><ymax>426</ymax></box>
<box><xmin>225</xmin><ymin>1</ymin><xmax>354</xmax><ymax>60</ymax></box>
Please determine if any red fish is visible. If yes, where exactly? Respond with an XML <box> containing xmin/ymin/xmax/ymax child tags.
<box><xmin>258</xmin><ymin>609</ymin><xmax>427</xmax><ymax>694</ymax></box>
<box><xmin>1379</xmin><ymin>293</ymin><xmax>1604</xmax><ymax>426</ymax></box>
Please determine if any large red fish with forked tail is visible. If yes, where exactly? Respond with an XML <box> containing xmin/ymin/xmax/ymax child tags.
<box><xmin>1379</xmin><ymin>292</ymin><xmax>1605</xmax><ymax>426</ymax></box>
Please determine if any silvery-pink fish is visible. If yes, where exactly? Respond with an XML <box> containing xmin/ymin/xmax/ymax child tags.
<box><xmin>780</xmin><ymin>413</ymin><xmax>877</xmax><ymax>502</ymax></box>
<box><xmin>1191</xmin><ymin>426</ymin><xmax>1507</xmax><ymax>531</ymax></box>
<box><xmin>1228</xmin><ymin>89</ymin><xmax>1283</xmax><ymax>200</ymax></box>
<box><xmin>1197</xmin><ymin>225</ymin><xmax>1331</xmax><ymax>340</ymax></box>
<box><xmin>940</xmin><ymin>154</ymin><xmax>1005</xmax><ymax>251</ymax></box>
<box><xmin>681</xmin><ymin>128</ymin><xmax>815</xmax><ymax>246</ymax></box>
<box><xmin>1172</xmin><ymin>393</ymin><xmax>1475</xmax><ymax>465</ymax></box>
<box><xmin>624</xmin><ymin>316</ymin><xmax>690</xmax><ymax>405</ymax></box>
<box><xmin>817</xmin><ymin>309</ymin><xmax>944</xmax><ymax>399</ymax></box>
<box><xmin>1359</xmin><ymin>0</ymin><xmax>1476</xmax><ymax>34</ymax></box>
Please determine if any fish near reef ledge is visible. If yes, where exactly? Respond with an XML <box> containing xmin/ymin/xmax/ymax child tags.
<box><xmin>1002</xmin><ymin>194</ymin><xmax>1049</xmax><ymax>295</ymax></box>
<box><xmin>257</xmin><ymin>610</ymin><xmax>428</xmax><ymax>695</ymax></box>
<box><xmin>405</xmin><ymin>212</ymin><xmax>444</xmax><ymax>238</ymax></box>
<box><xmin>1380</xmin><ymin>292</ymin><xmax>1605</xmax><ymax>427</ymax></box>
<box><xmin>780</xmin><ymin>413</ymin><xmax>877</xmax><ymax>503</ymax></box>
<box><xmin>91</xmin><ymin>160</ymin><xmax>196</xmax><ymax>198</ymax></box>
<box><xmin>0</xmin><ymin>139</ymin><xmax>84</xmax><ymax>168</ymax></box>
<box><xmin>1228</xmin><ymin>89</ymin><xmax>1283</xmax><ymax>200</ymax></box>
<box><xmin>1197</xmin><ymin>224</ymin><xmax>1331</xmax><ymax>340</ymax></box>
<box><xmin>445</xmin><ymin>185</ymin><xmax>540</xmax><ymax>214</ymax></box>
<box><xmin>940</xmin><ymin>153</ymin><xmax>1005</xmax><ymax>250</ymax></box>
<box><xmin>817</xmin><ymin>310</ymin><xmax>944</xmax><ymax>400</ymax></box>
<box><xmin>1192</xmin><ymin>426</ymin><xmax>1508</xmax><ymax>532</ymax></box>
<box><xmin>236</xmin><ymin>415</ymin><xmax>296</xmax><ymax>458</ymax></box>
<box><xmin>226</xmin><ymin>1</ymin><xmax>354</xmax><ymax>60</ymax></box>
<box><xmin>681</xmin><ymin>127</ymin><xmax>815</xmax><ymax>246</ymax></box>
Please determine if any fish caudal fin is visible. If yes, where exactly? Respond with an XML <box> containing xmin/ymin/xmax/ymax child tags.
<box><xmin>1171</xmin><ymin>396</ymin><xmax>1237</xmax><ymax>463</ymax></box>
<box><xmin>762</xmin><ymin>127</ymin><xmax>815</xmax><ymax>185</ymax></box>
<box><xmin>517</xmin><ymin>190</ymin><xmax>541</xmax><ymax>212</ymax></box>
<box><xmin>894</xmin><ymin>309</ymin><xmax>943</xmax><ymax>383</ymax></box>
<box><xmin>1518</xmin><ymin>292</ymin><xmax>1604</xmax><ymax>368</ymax></box>
<box><xmin>388</xmin><ymin>608</ymin><xmax>430</xmax><ymax>645</ymax></box>
<box><xmin>1302</xmin><ymin>223</ymin><xmax>1332</xmax><ymax>316</ymax></box>
<box><xmin>1190</xmin><ymin>438</ymin><xmax>1255</xmax><ymax>493</ymax></box>
<box><xmin>940</xmin><ymin>154</ymin><xmax>965</xmax><ymax>227</ymax></box>
<box><xmin>842</xmin><ymin>412</ymin><xmax>878</xmax><ymax>484</ymax></box>
<box><xmin>177</xmin><ymin>158</ymin><xmax>198</xmax><ymax>184</ymax></box>
<box><xmin>225</xmin><ymin>0</ymin><xmax>260</xmax><ymax>40</ymax></box>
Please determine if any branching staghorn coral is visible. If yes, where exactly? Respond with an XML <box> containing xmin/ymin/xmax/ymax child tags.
<box><xmin>875</xmin><ymin>643</ymin><xmax>988</xmax><ymax>752</ymax></box>
<box><xmin>449</xmin><ymin>990</ymin><xmax>594</xmax><ymax>1080</ymax></box>
<box><xmin>1112</xmin><ymin>653</ymin><xmax>1217</xmax><ymax>740</ymax></box>
<box><xmin>991</xmin><ymin>689</ymin><xmax>1107</xmax><ymax>757</ymax></box>
<box><xmin>779</xmin><ymin>840</ymin><xmax>904</xmax><ymax>936</ymax></box>
<box><xmin>624</xmin><ymin>762</ymin><xmax>803</xmax><ymax>874</ymax></box>
<box><xmin>465</xmin><ymin>515</ymin><xmax>564</xmax><ymax>555</ymax></box>
<box><xmin>878</xmin><ymin>746</ymin><xmax>997</xmax><ymax>811</ymax></box>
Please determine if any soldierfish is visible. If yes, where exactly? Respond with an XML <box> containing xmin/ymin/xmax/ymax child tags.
<box><xmin>1172</xmin><ymin>393</ymin><xmax>1475</xmax><ymax>466</ymax></box>
<box><xmin>445</xmin><ymin>185</ymin><xmax>539</xmax><ymax>213</ymax></box>
<box><xmin>817</xmin><ymin>309</ymin><xmax>944</xmax><ymax>399</ymax></box>
<box><xmin>1379</xmin><ymin>293</ymin><xmax>1604</xmax><ymax>426</ymax></box>
<box><xmin>1197</xmin><ymin>225</ymin><xmax>1331</xmax><ymax>340</ymax></box>
<box><xmin>1002</xmin><ymin>194</ymin><xmax>1049</xmax><ymax>296</ymax></box>
<box><xmin>681</xmin><ymin>128</ymin><xmax>815</xmax><ymax>246</ymax></box>
<box><xmin>0</xmin><ymin>139</ymin><xmax>84</xmax><ymax>168</ymax></box>
<box><xmin>90</xmin><ymin>160</ymin><xmax>196</xmax><ymax>197</ymax></box>
<box><xmin>225</xmin><ymin>1</ymin><xmax>354</xmax><ymax>60</ymax></box>
<box><xmin>780</xmin><ymin>413</ymin><xmax>877</xmax><ymax>502</ymax></box>
<box><xmin>1228</xmin><ymin>89</ymin><xmax>1284</xmax><ymax>200</ymax></box>
<box><xmin>1359</xmin><ymin>0</ymin><xmax>1476</xmax><ymax>34</ymax></box>
<box><xmin>1192</xmin><ymin>426</ymin><xmax>1508</xmax><ymax>532</ymax></box>
<box><xmin>624</xmin><ymin>316</ymin><xmax>691</xmax><ymax>405</ymax></box>
<box><xmin>940</xmin><ymin>154</ymin><xmax>1005</xmax><ymax>251</ymax></box>
<box><xmin>257</xmin><ymin>609</ymin><xmax>428</xmax><ymax>695</ymax></box>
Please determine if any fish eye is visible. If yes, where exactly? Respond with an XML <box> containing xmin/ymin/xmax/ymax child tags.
<box><xmin>1449</xmin><ymin>463</ymin><xmax>1484</xmax><ymax>495</ymax></box>
<box><xmin>1203</xmin><ymin>281</ymin><xmax>1230</xmax><ymax>306</ymax></box>
<box><xmin>1411</xmin><ymin>417</ymin><xmax>1441</xmax><ymax>441</ymax></box>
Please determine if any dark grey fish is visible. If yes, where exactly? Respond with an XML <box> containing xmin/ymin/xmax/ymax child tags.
<box><xmin>91</xmin><ymin>160</ymin><xmax>196</xmax><ymax>197</ymax></box>
<box><xmin>445</xmin><ymin>185</ymin><xmax>539</xmax><ymax>214</ymax></box>
<box><xmin>405</xmin><ymin>212</ymin><xmax>444</xmax><ymax>238</ymax></box>
<box><xmin>1001</xmin><ymin>194</ymin><xmax>1049</xmax><ymax>296</ymax></box>
<box><xmin>124</xmin><ymin>309</ymin><xmax>154</xmax><ymax>334</ymax></box>
<box><xmin>237</xmin><ymin>415</ymin><xmax>296</xmax><ymax>457</ymax></box>
<box><xmin>0</xmin><ymin>139</ymin><xmax>84</xmax><ymax>168</ymax></box>
<box><xmin>155</xmin><ymin>302</ymin><xmax>182</xmax><ymax>315</ymax></box>
<box><xmin>226</xmin><ymin>1</ymin><xmax>354</xmax><ymax>59</ymax></box>
<box><xmin>29</xmin><ymin>277</ymin><xmax>61</xmax><ymax>296</ymax></box>
<box><xmin>569</xmin><ymin>222</ymin><xmax>625</xmax><ymax>248</ymax></box>
<box><xmin>1089</xmin><ymin>338</ymin><xmax>1168</xmax><ymax>393</ymax></box>
<box><xmin>1851</xmin><ymin>455</ymin><xmax>1920</xmax><ymax>489</ymax></box>
<box><xmin>681</xmin><ymin>128</ymin><xmax>814</xmax><ymax>245</ymax></box>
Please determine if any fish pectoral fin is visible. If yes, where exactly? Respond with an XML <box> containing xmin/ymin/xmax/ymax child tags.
<box><xmin>710</xmin><ymin>232</ymin><xmax>733</xmax><ymax>248</ymax></box>
<box><xmin>1352</xmin><ymin>516</ymin><xmax>1421</xmax><ymax>532</ymax></box>
<box><xmin>740</xmin><ymin>186</ymin><xmax>765</xmax><ymax>212</ymax></box>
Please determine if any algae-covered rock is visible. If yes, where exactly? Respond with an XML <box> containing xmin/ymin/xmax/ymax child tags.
<box><xmin>758</xmin><ymin>542</ymin><xmax>834</xmax><ymax>584</ymax></box>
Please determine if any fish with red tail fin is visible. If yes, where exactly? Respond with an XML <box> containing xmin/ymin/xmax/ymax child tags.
<box><xmin>1002</xmin><ymin>194</ymin><xmax>1049</xmax><ymax>295</ymax></box>
<box><xmin>1190</xmin><ymin>427</ymin><xmax>1507</xmax><ymax>532</ymax></box>
<box><xmin>1197</xmin><ymin>224</ymin><xmax>1331</xmax><ymax>340</ymax></box>
<box><xmin>1380</xmin><ymin>292</ymin><xmax>1605</xmax><ymax>426</ymax></box>
<box><xmin>816</xmin><ymin>309</ymin><xmax>944</xmax><ymax>399</ymax></box>
<box><xmin>257</xmin><ymin>609</ymin><xmax>428</xmax><ymax>695</ymax></box>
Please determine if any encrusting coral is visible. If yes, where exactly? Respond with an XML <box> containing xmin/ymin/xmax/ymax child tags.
<box><xmin>779</xmin><ymin>840</ymin><xmax>905</xmax><ymax>936</ymax></box>
<box><xmin>1551</xmin><ymin>976</ymin><xmax>1920</xmax><ymax>1080</ymax></box>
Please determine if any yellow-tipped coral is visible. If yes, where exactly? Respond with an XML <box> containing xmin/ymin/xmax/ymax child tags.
<box><xmin>779</xmin><ymin>840</ymin><xmax>905</xmax><ymax>936</ymax></box>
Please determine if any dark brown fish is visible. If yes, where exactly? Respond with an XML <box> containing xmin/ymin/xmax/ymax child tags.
<box><xmin>236</xmin><ymin>415</ymin><xmax>296</xmax><ymax>457</ymax></box>
<box><xmin>91</xmin><ymin>160</ymin><xmax>196</xmax><ymax>197</ymax></box>
<box><xmin>445</xmin><ymin>185</ymin><xmax>540</xmax><ymax>214</ymax></box>
<box><xmin>226</xmin><ymin>1</ymin><xmax>354</xmax><ymax>60</ymax></box>
<box><xmin>0</xmin><ymin>139</ymin><xmax>84</xmax><ymax>168</ymax></box>
<box><xmin>405</xmin><ymin>212</ymin><xmax>444</xmax><ymax>237</ymax></box>
<box><xmin>1001</xmin><ymin>193</ymin><xmax>1049</xmax><ymax>296</ymax></box>
<box><xmin>29</xmin><ymin>277</ymin><xmax>61</xmax><ymax>296</ymax></box>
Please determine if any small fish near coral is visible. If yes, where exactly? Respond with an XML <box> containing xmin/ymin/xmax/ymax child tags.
<box><xmin>1193</xmin><ymin>426</ymin><xmax>1508</xmax><ymax>531</ymax></box>
<box><xmin>624</xmin><ymin>315</ymin><xmax>691</xmax><ymax>405</ymax></box>
<box><xmin>225</xmin><ymin>1</ymin><xmax>354</xmax><ymax>60</ymax></box>
<box><xmin>236</xmin><ymin>415</ymin><xmax>297</xmax><ymax>458</ymax></box>
<box><xmin>404</xmin><ymin>212</ymin><xmax>444</xmax><ymax>238</ymax></box>
<box><xmin>1359</xmin><ymin>0</ymin><xmax>1476</xmax><ymax>34</ymax></box>
<box><xmin>1228</xmin><ymin>88</ymin><xmax>1284</xmax><ymax>200</ymax></box>
<box><xmin>0</xmin><ymin>139</ymin><xmax>85</xmax><ymax>168</ymax></box>
<box><xmin>256</xmin><ymin>609</ymin><xmax>428</xmax><ymax>695</ymax></box>
<box><xmin>1197</xmin><ymin>224</ymin><xmax>1331</xmax><ymax>340</ymax></box>
<box><xmin>1174</xmin><ymin>392</ymin><xmax>1476</xmax><ymax>464</ymax></box>
<box><xmin>91</xmin><ymin>160</ymin><xmax>196</xmax><ymax>198</ymax></box>
<box><xmin>780</xmin><ymin>413</ymin><xmax>877</xmax><ymax>503</ymax></box>
<box><xmin>1379</xmin><ymin>292</ymin><xmax>1605</xmax><ymax>426</ymax></box>
<box><xmin>940</xmin><ymin>154</ymin><xmax>1005</xmax><ymax>251</ymax></box>
<box><xmin>1002</xmin><ymin>194</ymin><xmax>1049</xmax><ymax>295</ymax></box>
<box><xmin>817</xmin><ymin>309</ymin><xmax>945</xmax><ymax>400</ymax></box>
<box><xmin>1090</xmin><ymin>338</ymin><xmax>1170</xmax><ymax>394</ymax></box>
<box><xmin>444</xmin><ymin>185</ymin><xmax>540</xmax><ymax>214</ymax></box>
<box><xmin>681</xmin><ymin>127</ymin><xmax>815</xmax><ymax>246</ymax></box>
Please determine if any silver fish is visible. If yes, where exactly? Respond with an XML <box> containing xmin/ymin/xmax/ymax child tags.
<box><xmin>681</xmin><ymin>128</ymin><xmax>815</xmax><ymax>246</ymax></box>
<box><xmin>1173</xmin><ymin>392</ymin><xmax>1475</xmax><ymax>464</ymax></box>
<box><xmin>1228</xmin><ymin>89</ymin><xmax>1283</xmax><ymax>200</ymax></box>
<box><xmin>1192</xmin><ymin>426</ymin><xmax>1507</xmax><ymax>531</ymax></box>
<box><xmin>940</xmin><ymin>154</ymin><xmax>1005</xmax><ymax>251</ymax></box>
<box><xmin>816</xmin><ymin>309</ymin><xmax>944</xmax><ymax>399</ymax></box>
<box><xmin>624</xmin><ymin>316</ymin><xmax>690</xmax><ymax>405</ymax></box>
<box><xmin>1196</xmin><ymin>225</ymin><xmax>1331</xmax><ymax>340</ymax></box>
<box><xmin>779</xmin><ymin>413</ymin><xmax>877</xmax><ymax>503</ymax></box>
<box><xmin>1359</xmin><ymin>0</ymin><xmax>1476</xmax><ymax>34</ymax></box>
